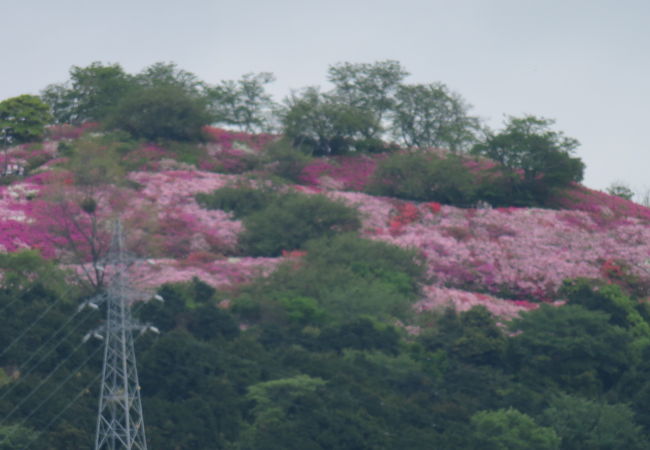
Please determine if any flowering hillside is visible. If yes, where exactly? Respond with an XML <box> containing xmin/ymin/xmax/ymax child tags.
<box><xmin>1</xmin><ymin>126</ymin><xmax>649</xmax><ymax>318</ymax></box>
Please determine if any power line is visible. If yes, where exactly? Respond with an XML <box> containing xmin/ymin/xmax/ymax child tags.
<box><xmin>0</xmin><ymin>293</ymin><xmax>67</xmax><ymax>360</ymax></box>
<box><xmin>23</xmin><ymin>372</ymin><xmax>102</xmax><ymax>450</ymax></box>
<box><xmin>0</xmin><ymin>335</ymin><xmax>98</xmax><ymax>427</ymax></box>
<box><xmin>0</xmin><ymin>307</ymin><xmax>98</xmax><ymax>404</ymax></box>
<box><xmin>0</xmin><ymin>344</ymin><xmax>102</xmax><ymax>447</ymax></box>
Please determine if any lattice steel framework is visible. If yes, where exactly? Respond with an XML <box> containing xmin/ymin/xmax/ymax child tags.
<box><xmin>94</xmin><ymin>221</ymin><xmax>148</xmax><ymax>450</ymax></box>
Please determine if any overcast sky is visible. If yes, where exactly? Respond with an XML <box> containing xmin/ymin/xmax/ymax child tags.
<box><xmin>3</xmin><ymin>0</ymin><xmax>648</xmax><ymax>197</ymax></box>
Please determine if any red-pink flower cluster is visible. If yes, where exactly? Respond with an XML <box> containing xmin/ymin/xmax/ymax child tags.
<box><xmin>129</xmin><ymin>256</ymin><xmax>283</xmax><ymax>290</ymax></box>
<box><xmin>416</xmin><ymin>285</ymin><xmax>537</xmax><ymax>318</ymax></box>
<box><xmin>299</xmin><ymin>155</ymin><xmax>381</xmax><ymax>191</ymax></box>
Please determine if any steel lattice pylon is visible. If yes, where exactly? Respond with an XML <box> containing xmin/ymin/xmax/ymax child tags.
<box><xmin>94</xmin><ymin>221</ymin><xmax>148</xmax><ymax>450</ymax></box>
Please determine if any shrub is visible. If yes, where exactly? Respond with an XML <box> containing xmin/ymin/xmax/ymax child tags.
<box><xmin>196</xmin><ymin>186</ymin><xmax>277</xmax><ymax>218</ymax></box>
<box><xmin>367</xmin><ymin>151</ymin><xmax>476</xmax><ymax>205</ymax></box>
<box><xmin>261</xmin><ymin>138</ymin><xmax>312</xmax><ymax>182</ymax></box>
<box><xmin>240</xmin><ymin>193</ymin><xmax>361</xmax><ymax>256</ymax></box>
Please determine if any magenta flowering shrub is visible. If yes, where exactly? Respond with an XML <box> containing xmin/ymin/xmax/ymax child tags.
<box><xmin>327</xmin><ymin>189</ymin><xmax>650</xmax><ymax>301</ymax></box>
<box><xmin>129</xmin><ymin>171</ymin><xmax>243</xmax><ymax>256</ymax></box>
<box><xmin>121</xmin><ymin>143</ymin><xmax>176</xmax><ymax>171</ymax></box>
<box><xmin>299</xmin><ymin>155</ymin><xmax>381</xmax><ymax>191</ymax></box>
<box><xmin>202</xmin><ymin>146</ymin><xmax>257</xmax><ymax>173</ymax></box>
<box><xmin>551</xmin><ymin>184</ymin><xmax>650</xmax><ymax>222</ymax></box>
<box><xmin>0</xmin><ymin>179</ymin><xmax>60</xmax><ymax>256</ymax></box>
<box><xmin>199</xmin><ymin>127</ymin><xmax>277</xmax><ymax>173</ymax></box>
<box><xmin>202</xmin><ymin>126</ymin><xmax>276</xmax><ymax>151</ymax></box>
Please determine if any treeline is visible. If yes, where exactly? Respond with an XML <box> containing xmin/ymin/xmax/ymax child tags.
<box><xmin>0</xmin><ymin>60</ymin><xmax>585</xmax><ymax>206</ymax></box>
<box><xmin>2</xmin><ymin>249</ymin><xmax>650</xmax><ymax>448</ymax></box>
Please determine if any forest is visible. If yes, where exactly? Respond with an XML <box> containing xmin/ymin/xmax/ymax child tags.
<box><xmin>0</xmin><ymin>61</ymin><xmax>649</xmax><ymax>449</ymax></box>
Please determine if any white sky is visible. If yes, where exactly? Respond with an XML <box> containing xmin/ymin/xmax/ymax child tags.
<box><xmin>3</xmin><ymin>0</ymin><xmax>649</xmax><ymax>196</ymax></box>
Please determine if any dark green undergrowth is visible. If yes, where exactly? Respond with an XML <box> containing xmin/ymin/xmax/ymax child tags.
<box><xmin>3</xmin><ymin>252</ymin><xmax>650</xmax><ymax>448</ymax></box>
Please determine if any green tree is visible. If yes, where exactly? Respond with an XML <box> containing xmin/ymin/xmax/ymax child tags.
<box><xmin>472</xmin><ymin>115</ymin><xmax>585</xmax><ymax>205</ymax></box>
<box><xmin>470</xmin><ymin>408</ymin><xmax>560</xmax><ymax>450</ymax></box>
<box><xmin>327</xmin><ymin>60</ymin><xmax>409</xmax><ymax>137</ymax></box>
<box><xmin>0</xmin><ymin>95</ymin><xmax>51</xmax><ymax>145</ymax></box>
<box><xmin>0</xmin><ymin>94</ymin><xmax>51</xmax><ymax>175</ymax></box>
<box><xmin>607</xmin><ymin>182</ymin><xmax>635</xmax><ymax>201</ymax></box>
<box><xmin>105</xmin><ymin>84</ymin><xmax>211</xmax><ymax>141</ymax></box>
<box><xmin>392</xmin><ymin>82</ymin><xmax>482</xmax><ymax>152</ymax></box>
<box><xmin>208</xmin><ymin>72</ymin><xmax>277</xmax><ymax>133</ymax></box>
<box><xmin>508</xmin><ymin>304</ymin><xmax>632</xmax><ymax>395</ymax></box>
<box><xmin>542</xmin><ymin>394</ymin><xmax>646</xmax><ymax>450</ymax></box>
<box><xmin>41</xmin><ymin>62</ymin><xmax>133</xmax><ymax>124</ymax></box>
<box><xmin>134</xmin><ymin>61</ymin><xmax>206</xmax><ymax>95</ymax></box>
<box><xmin>281</xmin><ymin>87</ymin><xmax>379</xmax><ymax>155</ymax></box>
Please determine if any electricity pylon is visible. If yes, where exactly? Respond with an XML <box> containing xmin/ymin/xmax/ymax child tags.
<box><xmin>94</xmin><ymin>221</ymin><xmax>148</xmax><ymax>450</ymax></box>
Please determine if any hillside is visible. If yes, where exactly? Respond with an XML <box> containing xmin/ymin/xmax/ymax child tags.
<box><xmin>1</xmin><ymin>126</ymin><xmax>649</xmax><ymax>315</ymax></box>
<box><xmin>2</xmin><ymin>125</ymin><xmax>650</xmax><ymax>448</ymax></box>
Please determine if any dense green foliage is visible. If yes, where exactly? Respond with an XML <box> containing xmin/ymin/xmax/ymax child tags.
<box><xmin>41</xmin><ymin>62</ymin><xmax>133</xmax><ymax>124</ymax></box>
<box><xmin>41</xmin><ymin>62</ymin><xmax>211</xmax><ymax>141</ymax></box>
<box><xmin>198</xmin><ymin>187</ymin><xmax>361</xmax><ymax>256</ymax></box>
<box><xmin>469</xmin><ymin>408</ymin><xmax>560</xmax><ymax>449</ymax></box>
<box><xmin>196</xmin><ymin>186</ymin><xmax>277</xmax><ymax>219</ymax></box>
<box><xmin>367</xmin><ymin>118</ymin><xmax>586</xmax><ymax>207</ymax></box>
<box><xmin>2</xmin><ymin>250</ymin><xmax>650</xmax><ymax>448</ymax></box>
<box><xmin>105</xmin><ymin>84</ymin><xmax>211</xmax><ymax>141</ymax></box>
<box><xmin>366</xmin><ymin>151</ymin><xmax>478</xmax><ymax>205</ymax></box>
<box><xmin>282</xmin><ymin>61</ymin><xmax>481</xmax><ymax>155</ymax></box>
<box><xmin>0</xmin><ymin>95</ymin><xmax>51</xmax><ymax>147</ymax></box>
<box><xmin>235</xmin><ymin>233</ymin><xmax>424</xmax><ymax>324</ymax></box>
<box><xmin>282</xmin><ymin>87</ymin><xmax>381</xmax><ymax>155</ymax></box>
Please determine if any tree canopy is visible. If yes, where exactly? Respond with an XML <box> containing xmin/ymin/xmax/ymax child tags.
<box><xmin>0</xmin><ymin>95</ymin><xmax>51</xmax><ymax>146</ymax></box>
<box><xmin>472</xmin><ymin>115</ymin><xmax>585</xmax><ymax>204</ymax></box>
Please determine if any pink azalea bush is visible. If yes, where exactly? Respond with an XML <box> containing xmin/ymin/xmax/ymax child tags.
<box><xmin>551</xmin><ymin>184</ymin><xmax>650</xmax><ymax>221</ymax></box>
<box><xmin>200</xmin><ymin>126</ymin><xmax>276</xmax><ymax>173</ymax></box>
<box><xmin>335</xmin><ymin>192</ymin><xmax>650</xmax><ymax>301</ymax></box>
<box><xmin>299</xmin><ymin>154</ymin><xmax>381</xmax><ymax>191</ymax></box>
<box><xmin>415</xmin><ymin>285</ymin><xmax>537</xmax><ymax>319</ymax></box>
<box><xmin>129</xmin><ymin>256</ymin><xmax>282</xmax><ymax>290</ymax></box>
<box><xmin>202</xmin><ymin>126</ymin><xmax>276</xmax><ymax>151</ymax></box>
<box><xmin>128</xmin><ymin>171</ymin><xmax>244</xmax><ymax>256</ymax></box>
